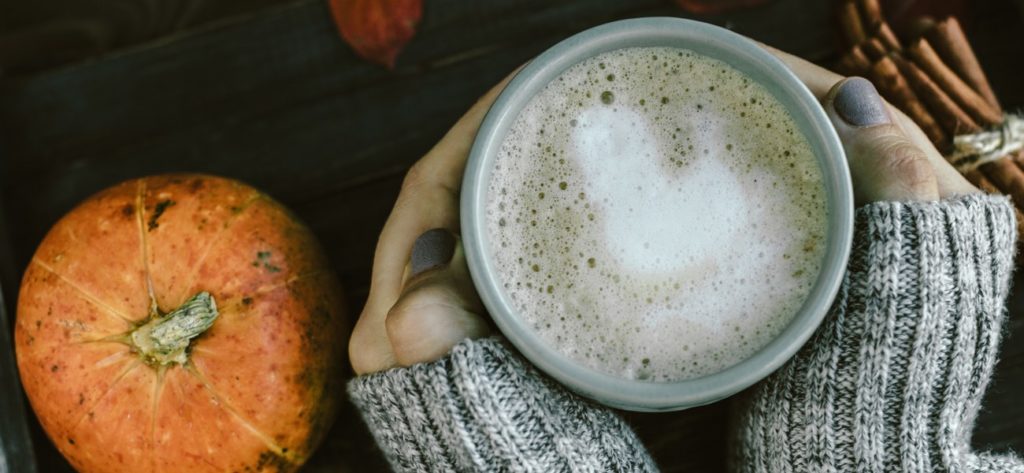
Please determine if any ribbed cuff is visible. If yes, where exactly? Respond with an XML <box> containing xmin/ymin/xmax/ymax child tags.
<box><xmin>851</xmin><ymin>193</ymin><xmax>1016</xmax><ymax>471</ymax></box>
<box><xmin>853</xmin><ymin>193</ymin><xmax>1016</xmax><ymax>304</ymax></box>
<box><xmin>348</xmin><ymin>337</ymin><xmax>656</xmax><ymax>473</ymax></box>
<box><xmin>732</xmin><ymin>194</ymin><xmax>1020</xmax><ymax>473</ymax></box>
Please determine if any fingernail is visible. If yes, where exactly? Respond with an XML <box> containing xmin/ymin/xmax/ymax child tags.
<box><xmin>834</xmin><ymin>77</ymin><xmax>890</xmax><ymax>127</ymax></box>
<box><xmin>410</xmin><ymin>229</ymin><xmax>456</xmax><ymax>278</ymax></box>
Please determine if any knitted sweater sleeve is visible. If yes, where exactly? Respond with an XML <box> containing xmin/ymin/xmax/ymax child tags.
<box><xmin>347</xmin><ymin>337</ymin><xmax>657</xmax><ymax>472</ymax></box>
<box><xmin>732</xmin><ymin>194</ymin><xmax>1022</xmax><ymax>473</ymax></box>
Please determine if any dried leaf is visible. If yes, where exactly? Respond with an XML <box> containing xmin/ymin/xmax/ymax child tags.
<box><xmin>329</xmin><ymin>0</ymin><xmax>423</xmax><ymax>68</ymax></box>
<box><xmin>673</xmin><ymin>0</ymin><xmax>772</xmax><ymax>15</ymax></box>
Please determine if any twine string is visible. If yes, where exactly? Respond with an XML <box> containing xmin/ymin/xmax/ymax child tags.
<box><xmin>949</xmin><ymin>113</ymin><xmax>1024</xmax><ymax>172</ymax></box>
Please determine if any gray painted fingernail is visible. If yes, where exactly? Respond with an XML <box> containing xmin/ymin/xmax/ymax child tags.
<box><xmin>834</xmin><ymin>77</ymin><xmax>890</xmax><ymax>127</ymax></box>
<box><xmin>410</xmin><ymin>229</ymin><xmax>456</xmax><ymax>277</ymax></box>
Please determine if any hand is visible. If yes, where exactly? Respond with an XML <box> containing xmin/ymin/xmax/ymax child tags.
<box><xmin>350</xmin><ymin>48</ymin><xmax>982</xmax><ymax>376</ymax></box>
<box><xmin>348</xmin><ymin>74</ymin><xmax>516</xmax><ymax>375</ymax></box>
<box><xmin>765</xmin><ymin>46</ymin><xmax>979</xmax><ymax>203</ymax></box>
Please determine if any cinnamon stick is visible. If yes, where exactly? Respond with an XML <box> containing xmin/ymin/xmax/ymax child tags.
<box><xmin>891</xmin><ymin>53</ymin><xmax>979</xmax><ymax>135</ymax></box>
<box><xmin>981</xmin><ymin>158</ymin><xmax>1024</xmax><ymax>211</ymax></box>
<box><xmin>857</xmin><ymin>0</ymin><xmax>883</xmax><ymax>29</ymax></box>
<box><xmin>868</xmin><ymin>56</ymin><xmax>948</xmax><ymax>147</ymax></box>
<box><xmin>886</xmin><ymin>50</ymin><xmax>1024</xmax><ymax>205</ymax></box>
<box><xmin>968</xmin><ymin>165</ymin><xmax>1024</xmax><ymax>255</ymax></box>
<box><xmin>873</xmin><ymin>22</ymin><xmax>901</xmax><ymax>52</ymax></box>
<box><xmin>965</xmin><ymin>169</ymin><xmax>999</xmax><ymax>193</ymax></box>
<box><xmin>836</xmin><ymin>46</ymin><xmax>872</xmax><ymax>76</ymax></box>
<box><xmin>965</xmin><ymin>153</ymin><xmax>1024</xmax><ymax>217</ymax></box>
<box><xmin>906</xmin><ymin>16</ymin><xmax>937</xmax><ymax>41</ymax></box>
<box><xmin>839</xmin><ymin>0</ymin><xmax>867</xmax><ymax>45</ymax></box>
<box><xmin>1015</xmin><ymin>153</ymin><xmax>1024</xmax><ymax>190</ymax></box>
<box><xmin>926</xmin><ymin>17</ymin><xmax>1002</xmax><ymax>113</ymax></box>
<box><xmin>906</xmin><ymin>38</ymin><xmax>1002</xmax><ymax>126</ymax></box>
<box><xmin>862</xmin><ymin>37</ymin><xmax>888</xmax><ymax>61</ymax></box>
<box><xmin>891</xmin><ymin>50</ymin><xmax>1024</xmax><ymax>206</ymax></box>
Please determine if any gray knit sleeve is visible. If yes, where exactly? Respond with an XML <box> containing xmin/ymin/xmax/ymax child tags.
<box><xmin>347</xmin><ymin>337</ymin><xmax>658</xmax><ymax>472</ymax></box>
<box><xmin>732</xmin><ymin>194</ymin><xmax>1022</xmax><ymax>473</ymax></box>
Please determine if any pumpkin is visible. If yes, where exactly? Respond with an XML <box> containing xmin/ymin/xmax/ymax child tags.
<box><xmin>15</xmin><ymin>174</ymin><xmax>348</xmax><ymax>472</ymax></box>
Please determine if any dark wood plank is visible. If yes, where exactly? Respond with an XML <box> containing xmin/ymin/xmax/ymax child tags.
<box><xmin>0</xmin><ymin>0</ymin><xmax>292</xmax><ymax>75</ymax></box>
<box><xmin>0</xmin><ymin>288</ymin><xmax>37</xmax><ymax>473</ymax></box>
<box><xmin>965</xmin><ymin>0</ymin><xmax>1024</xmax><ymax>109</ymax></box>
<box><xmin>1</xmin><ymin>0</ymin><xmax>1022</xmax><ymax>471</ymax></box>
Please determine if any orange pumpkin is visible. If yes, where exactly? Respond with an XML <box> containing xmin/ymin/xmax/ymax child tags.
<box><xmin>15</xmin><ymin>174</ymin><xmax>347</xmax><ymax>472</ymax></box>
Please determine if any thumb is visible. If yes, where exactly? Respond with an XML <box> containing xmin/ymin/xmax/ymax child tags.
<box><xmin>824</xmin><ymin>77</ymin><xmax>939</xmax><ymax>204</ymax></box>
<box><xmin>385</xmin><ymin>229</ymin><xmax>492</xmax><ymax>367</ymax></box>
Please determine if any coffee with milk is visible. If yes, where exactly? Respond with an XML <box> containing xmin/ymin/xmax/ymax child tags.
<box><xmin>485</xmin><ymin>47</ymin><xmax>827</xmax><ymax>382</ymax></box>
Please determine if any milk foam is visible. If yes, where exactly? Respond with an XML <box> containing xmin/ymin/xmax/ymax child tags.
<box><xmin>573</xmin><ymin>105</ymin><xmax>750</xmax><ymax>272</ymax></box>
<box><xmin>486</xmin><ymin>47</ymin><xmax>827</xmax><ymax>382</ymax></box>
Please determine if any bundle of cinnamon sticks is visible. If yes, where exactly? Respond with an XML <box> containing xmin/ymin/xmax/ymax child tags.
<box><xmin>835</xmin><ymin>0</ymin><xmax>1024</xmax><ymax>235</ymax></box>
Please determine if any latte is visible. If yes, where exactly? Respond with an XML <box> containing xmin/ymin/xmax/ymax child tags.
<box><xmin>485</xmin><ymin>47</ymin><xmax>827</xmax><ymax>382</ymax></box>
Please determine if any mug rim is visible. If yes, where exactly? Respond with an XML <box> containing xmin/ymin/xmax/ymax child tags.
<box><xmin>461</xmin><ymin>17</ymin><xmax>853</xmax><ymax>411</ymax></box>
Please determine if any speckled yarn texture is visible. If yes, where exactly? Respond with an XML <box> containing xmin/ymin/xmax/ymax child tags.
<box><xmin>349</xmin><ymin>194</ymin><xmax>1022</xmax><ymax>472</ymax></box>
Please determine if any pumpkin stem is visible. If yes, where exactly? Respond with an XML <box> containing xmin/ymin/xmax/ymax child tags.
<box><xmin>131</xmin><ymin>292</ymin><xmax>218</xmax><ymax>366</ymax></box>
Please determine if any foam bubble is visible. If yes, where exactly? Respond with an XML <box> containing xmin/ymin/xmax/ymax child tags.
<box><xmin>485</xmin><ymin>47</ymin><xmax>827</xmax><ymax>382</ymax></box>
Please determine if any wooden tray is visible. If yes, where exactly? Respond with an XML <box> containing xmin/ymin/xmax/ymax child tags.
<box><xmin>2</xmin><ymin>0</ymin><xmax>1022</xmax><ymax>471</ymax></box>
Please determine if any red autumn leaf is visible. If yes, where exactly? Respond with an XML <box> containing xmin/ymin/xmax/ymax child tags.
<box><xmin>329</xmin><ymin>0</ymin><xmax>423</xmax><ymax>68</ymax></box>
<box><xmin>674</xmin><ymin>0</ymin><xmax>773</xmax><ymax>15</ymax></box>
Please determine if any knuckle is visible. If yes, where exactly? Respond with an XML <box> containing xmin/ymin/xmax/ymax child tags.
<box><xmin>385</xmin><ymin>286</ymin><xmax>444</xmax><ymax>344</ymax></box>
<box><xmin>878</xmin><ymin>139</ymin><xmax>934</xmax><ymax>190</ymax></box>
<box><xmin>400</xmin><ymin>160</ymin><xmax>430</xmax><ymax>193</ymax></box>
<box><xmin>398</xmin><ymin>159</ymin><xmax>458</xmax><ymax>207</ymax></box>
<box><xmin>384</xmin><ymin>306</ymin><xmax>411</xmax><ymax>345</ymax></box>
<box><xmin>385</xmin><ymin>282</ymin><xmax>472</xmax><ymax>351</ymax></box>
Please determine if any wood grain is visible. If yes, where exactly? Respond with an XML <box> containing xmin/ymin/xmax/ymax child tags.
<box><xmin>0</xmin><ymin>0</ymin><xmax>289</xmax><ymax>75</ymax></box>
<box><xmin>1</xmin><ymin>0</ymin><xmax>1022</xmax><ymax>471</ymax></box>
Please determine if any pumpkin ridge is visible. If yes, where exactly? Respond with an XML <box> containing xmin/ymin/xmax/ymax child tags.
<box><xmin>135</xmin><ymin>179</ymin><xmax>160</xmax><ymax>317</ymax></box>
<box><xmin>171</xmin><ymin>193</ymin><xmax>264</xmax><ymax>308</ymax></box>
<box><xmin>163</xmin><ymin>369</ymin><xmax>231</xmax><ymax>471</ymax></box>
<box><xmin>68</xmin><ymin>359</ymin><xmax>142</xmax><ymax>431</ymax></box>
<box><xmin>30</xmin><ymin>257</ymin><xmax>135</xmax><ymax>326</ymax></box>
<box><xmin>252</xmin><ymin>268</ymin><xmax>333</xmax><ymax>296</ymax></box>
<box><xmin>183</xmin><ymin>362</ymin><xmax>304</xmax><ymax>465</ymax></box>
<box><xmin>90</xmin><ymin>349</ymin><xmax>133</xmax><ymax>369</ymax></box>
<box><xmin>75</xmin><ymin>333</ymin><xmax>133</xmax><ymax>346</ymax></box>
<box><xmin>149</xmin><ymin>365</ymin><xmax>168</xmax><ymax>473</ymax></box>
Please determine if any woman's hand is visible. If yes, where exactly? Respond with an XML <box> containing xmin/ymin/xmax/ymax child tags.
<box><xmin>349</xmin><ymin>48</ymin><xmax>982</xmax><ymax>376</ymax></box>
<box><xmin>766</xmin><ymin>46</ymin><xmax>978</xmax><ymax>203</ymax></box>
<box><xmin>348</xmin><ymin>74</ymin><xmax>517</xmax><ymax>375</ymax></box>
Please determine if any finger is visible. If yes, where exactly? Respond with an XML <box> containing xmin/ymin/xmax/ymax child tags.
<box><xmin>385</xmin><ymin>230</ymin><xmax>490</xmax><ymax>370</ymax></box>
<box><xmin>351</xmin><ymin>70</ymin><xmax>517</xmax><ymax>374</ymax></box>
<box><xmin>762</xmin><ymin>46</ymin><xmax>976</xmax><ymax>198</ymax></box>
<box><xmin>350</xmin><ymin>181</ymin><xmax>460</xmax><ymax>373</ymax></box>
<box><xmin>885</xmin><ymin>104</ymin><xmax>978</xmax><ymax>197</ymax></box>
<box><xmin>370</xmin><ymin>70</ymin><xmax>519</xmax><ymax>305</ymax></box>
<box><xmin>825</xmin><ymin>77</ymin><xmax>939</xmax><ymax>203</ymax></box>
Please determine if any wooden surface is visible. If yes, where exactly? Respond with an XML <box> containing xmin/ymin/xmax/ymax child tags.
<box><xmin>1</xmin><ymin>0</ymin><xmax>1022</xmax><ymax>471</ymax></box>
<box><xmin>0</xmin><ymin>282</ymin><xmax>35</xmax><ymax>472</ymax></box>
<box><xmin>0</xmin><ymin>0</ymin><xmax>292</xmax><ymax>75</ymax></box>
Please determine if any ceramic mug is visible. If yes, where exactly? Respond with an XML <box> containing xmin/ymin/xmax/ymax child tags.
<box><xmin>461</xmin><ymin>17</ymin><xmax>853</xmax><ymax>411</ymax></box>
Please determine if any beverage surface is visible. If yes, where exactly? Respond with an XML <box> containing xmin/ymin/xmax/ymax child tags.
<box><xmin>486</xmin><ymin>46</ymin><xmax>827</xmax><ymax>382</ymax></box>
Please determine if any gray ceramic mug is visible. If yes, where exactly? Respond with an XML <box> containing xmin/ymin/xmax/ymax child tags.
<box><xmin>461</xmin><ymin>17</ymin><xmax>853</xmax><ymax>411</ymax></box>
